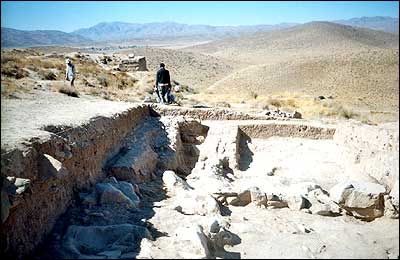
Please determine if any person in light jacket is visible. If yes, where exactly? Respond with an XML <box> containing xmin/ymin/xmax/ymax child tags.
<box><xmin>65</xmin><ymin>58</ymin><xmax>76</xmax><ymax>87</ymax></box>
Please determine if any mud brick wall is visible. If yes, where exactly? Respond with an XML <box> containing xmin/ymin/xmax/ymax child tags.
<box><xmin>1</xmin><ymin>105</ymin><xmax>149</xmax><ymax>258</ymax></box>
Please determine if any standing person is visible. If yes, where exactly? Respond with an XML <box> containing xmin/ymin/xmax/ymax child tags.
<box><xmin>65</xmin><ymin>58</ymin><xmax>76</xmax><ymax>87</ymax></box>
<box><xmin>155</xmin><ymin>63</ymin><xmax>171</xmax><ymax>104</ymax></box>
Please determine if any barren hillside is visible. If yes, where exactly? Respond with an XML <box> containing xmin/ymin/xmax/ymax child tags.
<box><xmin>206</xmin><ymin>49</ymin><xmax>399</xmax><ymax>111</ymax></box>
<box><xmin>116</xmin><ymin>46</ymin><xmax>233</xmax><ymax>89</ymax></box>
<box><xmin>184</xmin><ymin>22</ymin><xmax>399</xmax><ymax>112</ymax></box>
<box><xmin>186</xmin><ymin>22</ymin><xmax>399</xmax><ymax>62</ymax></box>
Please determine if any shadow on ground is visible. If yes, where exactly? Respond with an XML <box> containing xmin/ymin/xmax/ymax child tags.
<box><xmin>238</xmin><ymin>129</ymin><xmax>254</xmax><ymax>171</ymax></box>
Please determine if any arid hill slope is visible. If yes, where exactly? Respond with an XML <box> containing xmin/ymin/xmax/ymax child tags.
<box><xmin>184</xmin><ymin>22</ymin><xmax>399</xmax><ymax>111</ymax></box>
<box><xmin>186</xmin><ymin>22</ymin><xmax>398</xmax><ymax>62</ymax></box>
<box><xmin>116</xmin><ymin>46</ymin><xmax>233</xmax><ymax>89</ymax></box>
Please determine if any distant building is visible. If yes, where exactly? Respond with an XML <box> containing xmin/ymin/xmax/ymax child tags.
<box><xmin>118</xmin><ymin>54</ymin><xmax>148</xmax><ymax>71</ymax></box>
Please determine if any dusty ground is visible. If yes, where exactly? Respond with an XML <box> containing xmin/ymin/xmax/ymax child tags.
<box><xmin>0</xmin><ymin>90</ymin><xmax>141</xmax><ymax>151</ymax></box>
<box><xmin>134</xmin><ymin>119</ymin><xmax>399</xmax><ymax>259</ymax></box>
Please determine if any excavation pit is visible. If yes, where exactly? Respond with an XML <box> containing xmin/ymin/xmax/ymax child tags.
<box><xmin>1</xmin><ymin>94</ymin><xmax>398</xmax><ymax>259</ymax></box>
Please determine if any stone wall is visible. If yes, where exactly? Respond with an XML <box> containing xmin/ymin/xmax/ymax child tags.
<box><xmin>333</xmin><ymin>121</ymin><xmax>399</xmax><ymax>209</ymax></box>
<box><xmin>118</xmin><ymin>56</ymin><xmax>147</xmax><ymax>71</ymax></box>
<box><xmin>239</xmin><ymin>123</ymin><xmax>336</xmax><ymax>140</ymax></box>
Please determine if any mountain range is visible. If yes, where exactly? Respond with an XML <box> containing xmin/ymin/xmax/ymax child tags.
<box><xmin>334</xmin><ymin>16</ymin><xmax>399</xmax><ymax>34</ymax></box>
<box><xmin>1</xmin><ymin>27</ymin><xmax>91</xmax><ymax>48</ymax></box>
<box><xmin>1</xmin><ymin>16</ymin><xmax>398</xmax><ymax>48</ymax></box>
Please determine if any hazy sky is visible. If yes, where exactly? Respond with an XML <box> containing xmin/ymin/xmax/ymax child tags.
<box><xmin>1</xmin><ymin>1</ymin><xmax>399</xmax><ymax>32</ymax></box>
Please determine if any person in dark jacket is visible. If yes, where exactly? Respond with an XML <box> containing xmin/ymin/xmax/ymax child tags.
<box><xmin>155</xmin><ymin>63</ymin><xmax>171</xmax><ymax>104</ymax></box>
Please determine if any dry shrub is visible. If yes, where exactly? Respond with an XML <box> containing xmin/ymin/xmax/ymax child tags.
<box><xmin>59</xmin><ymin>86</ymin><xmax>79</xmax><ymax>98</ymax></box>
<box><xmin>115</xmin><ymin>72</ymin><xmax>138</xmax><ymax>90</ymax></box>
<box><xmin>97</xmin><ymin>74</ymin><xmax>110</xmax><ymax>87</ymax></box>
<box><xmin>102</xmin><ymin>92</ymin><xmax>115</xmax><ymax>100</ymax></box>
<box><xmin>319</xmin><ymin>100</ymin><xmax>359</xmax><ymax>119</ymax></box>
<box><xmin>88</xmin><ymin>87</ymin><xmax>102</xmax><ymax>96</ymax></box>
<box><xmin>38</xmin><ymin>70</ymin><xmax>57</xmax><ymax>80</ymax></box>
<box><xmin>250</xmin><ymin>91</ymin><xmax>258</xmax><ymax>99</ymax></box>
<box><xmin>284</xmin><ymin>98</ymin><xmax>297</xmax><ymax>108</ymax></box>
<box><xmin>1</xmin><ymin>55</ymin><xmax>21</xmax><ymax>64</ymax></box>
<box><xmin>263</xmin><ymin>98</ymin><xmax>282</xmax><ymax>109</ymax></box>
<box><xmin>338</xmin><ymin>106</ymin><xmax>359</xmax><ymax>119</ymax></box>
<box><xmin>76</xmin><ymin>59</ymin><xmax>102</xmax><ymax>77</ymax></box>
<box><xmin>214</xmin><ymin>101</ymin><xmax>231</xmax><ymax>108</ymax></box>
<box><xmin>1</xmin><ymin>64</ymin><xmax>28</xmax><ymax>79</ymax></box>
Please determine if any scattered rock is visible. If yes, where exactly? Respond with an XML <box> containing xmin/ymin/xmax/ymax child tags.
<box><xmin>95</xmin><ymin>181</ymin><xmax>140</xmax><ymax>209</ymax></box>
<box><xmin>162</xmin><ymin>170</ymin><xmax>192</xmax><ymax>194</ymax></box>
<box><xmin>104</xmin><ymin>176</ymin><xmax>118</xmax><ymax>184</ymax></box>
<box><xmin>174</xmin><ymin>192</ymin><xmax>221</xmax><ymax>216</ymax></box>
<box><xmin>38</xmin><ymin>154</ymin><xmax>69</xmax><ymax>181</ymax></box>
<box><xmin>62</xmin><ymin>224</ymin><xmax>151</xmax><ymax>258</ymax></box>
<box><xmin>266</xmin><ymin>167</ymin><xmax>280</xmax><ymax>176</ymax></box>
<box><xmin>229</xmin><ymin>190</ymin><xmax>251</xmax><ymax>206</ymax></box>
<box><xmin>143</xmin><ymin>96</ymin><xmax>154</xmax><ymax>103</ymax></box>
<box><xmin>330</xmin><ymin>180</ymin><xmax>386</xmax><ymax>220</ymax></box>
<box><xmin>264</xmin><ymin>109</ymin><xmax>302</xmax><ymax>119</ymax></box>
<box><xmin>173</xmin><ymin>225</ymin><xmax>210</xmax><ymax>258</ymax></box>
<box><xmin>266</xmin><ymin>193</ymin><xmax>288</xmax><ymax>209</ymax></box>
<box><xmin>111</xmin><ymin>181</ymin><xmax>141</xmax><ymax>207</ymax></box>
<box><xmin>294</xmin><ymin>223</ymin><xmax>313</xmax><ymax>234</ymax></box>
<box><xmin>287</xmin><ymin>194</ymin><xmax>309</xmax><ymax>211</ymax></box>
<box><xmin>79</xmin><ymin>191</ymin><xmax>97</xmax><ymax>206</ymax></box>
<box><xmin>307</xmin><ymin>188</ymin><xmax>342</xmax><ymax>216</ymax></box>
<box><xmin>208</xmin><ymin>227</ymin><xmax>241</xmax><ymax>250</ymax></box>
<box><xmin>384</xmin><ymin>195</ymin><xmax>399</xmax><ymax>219</ymax></box>
<box><xmin>389</xmin><ymin>179</ymin><xmax>399</xmax><ymax>211</ymax></box>
<box><xmin>289</xmin><ymin>182</ymin><xmax>322</xmax><ymax>196</ymax></box>
<box><xmin>249</xmin><ymin>187</ymin><xmax>267</xmax><ymax>207</ymax></box>
<box><xmin>208</xmin><ymin>219</ymin><xmax>221</xmax><ymax>234</ymax></box>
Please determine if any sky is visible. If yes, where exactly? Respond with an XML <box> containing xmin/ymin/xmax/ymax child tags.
<box><xmin>1</xmin><ymin>1</ymin><xmax>399</xmax><ymax>32</ymax></box>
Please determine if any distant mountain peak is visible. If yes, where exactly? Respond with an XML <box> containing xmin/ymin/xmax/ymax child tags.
<box><xmin>1</xmin><ymin>27</ymin><xmax>91</xmax><ymax>48</ymax></box>
<box><xmin>2</xmin><ymin>16</ymin><xmax>398</xmax><ymax>48</ymax></box>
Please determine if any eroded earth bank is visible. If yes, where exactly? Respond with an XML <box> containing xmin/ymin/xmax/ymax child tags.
<box><xmin>1</xmin><ymin>91</ymin><xmax>399</xmax><ymax>259</ymax></box>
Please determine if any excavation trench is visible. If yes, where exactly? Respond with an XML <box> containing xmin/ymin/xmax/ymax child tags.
<box><xmin>1</xmin><ymin>105</ymin><xmax>398</xmax><ymax>259</ymax></box>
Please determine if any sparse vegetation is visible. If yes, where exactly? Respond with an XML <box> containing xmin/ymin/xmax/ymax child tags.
<box><xmin>214</xmin><ymin>101</ymin><xmax>231</xmax><ymax>108</ymax></box>
<box><xmin>38</xmin><ymin>70</ymin><xmax>57</xmax><ymax>80</ymax></box>
<box><xmin>58</xmin><ymin>86</ymin><xmax>79</xmax><ymax>97</ymax></box>
<box><xmin>97</xmin><ymin>74</ymin><xmax>110</xmax><ymax>87</ymax></box>
<box><xmin>250</xmin><ymin>91</ymin><xmax>258</xmax><ymax>99</ymax></box>
<box><xmin>1</xmin><ymin>64</ymin><xmax>28</xmax><ymax>79</ymax></box>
